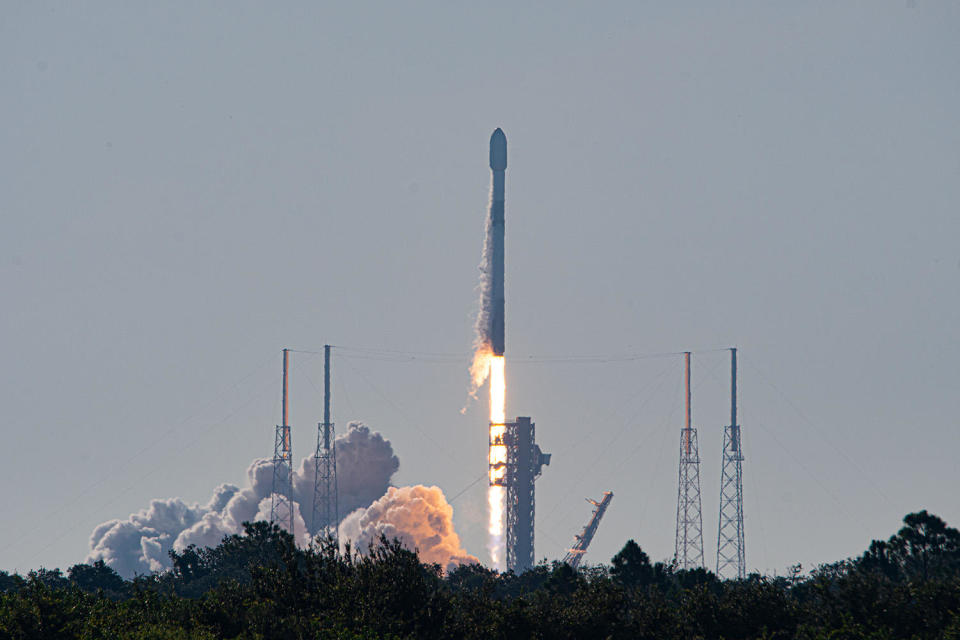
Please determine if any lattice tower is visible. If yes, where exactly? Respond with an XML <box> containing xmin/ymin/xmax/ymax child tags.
<box><xmin>312</xmin><ymin>345</ymin><xmax>338</xmax><ymax>541</ymax></box>
<box><xmin>497</xmin><ymin>416</ymin><xmax>551</xmax><ymax>573</ymax></box>
<box><xmin>270</xmin><ymin>348</ymin><xmax>296</xmax><ymax>533</ymax></box>
<box><xmin>675</xmin><ymin>352</ymin><xmax>704</xmax><ymax>569</ymax></box>
<box><xmin>716</xmin><ymin>347</ymin><xmax>746</xmax><ymax>579</ymax></box>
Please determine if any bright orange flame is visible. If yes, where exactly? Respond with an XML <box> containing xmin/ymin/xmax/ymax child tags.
<box><xmin>470</xmin><ymin>345</ymin><xmax>493</xmax><ymax>393</ymax></box>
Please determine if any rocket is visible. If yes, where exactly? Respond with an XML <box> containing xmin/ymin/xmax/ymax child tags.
<box><xmin>489</xmin><ymin>128</ymin><xmax>507</xmax><ymax>356</ymax></box>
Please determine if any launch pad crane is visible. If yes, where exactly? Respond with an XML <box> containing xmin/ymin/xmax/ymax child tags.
<box><xmin>562</xmin><ymin>491</ymin><xmax>614</xmax><ymax>569</ymax></box>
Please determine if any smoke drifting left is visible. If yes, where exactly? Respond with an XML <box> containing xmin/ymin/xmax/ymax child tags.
<box><xmin>87</xmin><ymin>422</ymin><xmax>476</xmax><ymax>578</ymax></box>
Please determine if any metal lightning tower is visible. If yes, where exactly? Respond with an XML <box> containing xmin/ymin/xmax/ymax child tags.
<box><xmin>716</xmin><ymin>347</ymin><xmax>746</xmax><ymax>579</ymax></box>
<box><xmin>563</xmin><ymin>491</ymin><xmax>614</xmax><ymax>569</ymax></box>
<box><xmin>312</xmin><ymin>345</ymin><xmax>338</xmax><ymax>541</ymax></box>
<box><xmin>491</xmin><ymin>416</ymin><xmax>551</xmax><ymax>573</ymax></box>
<box><xmin>674</xmin><ymin>351</ymin><xmax>704</xmax><ymax>569</ymax></box>
<box><xmin>270</xmin><ymin>348</ymin><xmax>296</xmax><ymax>533</ymax></box>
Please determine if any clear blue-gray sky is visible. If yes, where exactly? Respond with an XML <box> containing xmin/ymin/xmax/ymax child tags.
<box><xmin>2</xmin><ymin>2</ymin><xmax>959</xmax><ymax>575</ymax></box>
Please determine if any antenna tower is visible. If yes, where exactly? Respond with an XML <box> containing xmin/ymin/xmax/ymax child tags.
<box><xmin>674</xmin><ymin>351</ymin><xmax>704</xmax><ymax>569</ymax></box>
<box><xmin>270</xmin><ymin>348</ymin><xmax>296</xmax><ymax>533</ymax></box>
<box><xmin>562</xmin><ymin>491</ymin><xmax>614</xmax><ymax>569</ymax></box>
<box><xmin>716</xmin><ymin>347</ymin><xmax>746</xmax><ymax>578</ymax></box>
<box><xmin>312</xmin><ymin>345</ymin><xmax>338</xmax><ymax>541</ymax></box>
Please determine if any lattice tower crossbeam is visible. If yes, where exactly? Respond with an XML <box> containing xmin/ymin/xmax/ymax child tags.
<box><xmin>270</xmin><ymin>424</ymin><xmax>295</xmax><ymax>533</ymax></box>
<box><xmin>675</xmin><ymin>427</ymin><xmax>705</xmax><ymax>569</ymax></box>
<box><xmin>716</xmin><ymin>425</ymin><xmax>745</xmax><ymax>578</ymax></box>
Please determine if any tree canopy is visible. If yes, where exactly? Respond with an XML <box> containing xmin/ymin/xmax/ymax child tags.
<box><xmin>1</xmin><ymin>511</ymin><xmax>959</xmax><ymax>639</ymax></box>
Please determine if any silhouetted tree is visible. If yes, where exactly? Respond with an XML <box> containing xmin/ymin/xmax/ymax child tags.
<box><xmin>0</xmin><ymin>571</ymin><xmax>24</xmax><ymax>594</ymax></box>
<box><xmin>610</xmin><ymin>539</ymin><xmax>654</xmax><ymax>587</ymax></box>
<box><xmin>892</xmin><ymin>510</ymin><xmax>960</xmax><ymax>580</ymax></box>
<box><xmin>1</xmin><ymin>512</ymin><xmax>959</xmax><ymax>639</ymax></box>
<box><xmin>67</xmin><ymin>560</ymin><xmax>127</xmax><ymax>598</ymax></box>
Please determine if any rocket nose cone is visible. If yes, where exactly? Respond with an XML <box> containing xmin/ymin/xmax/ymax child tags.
<box><xmin>489</xmin><ymin>128</ymin><xmax>507</xmax><ymax>170</ymax></box>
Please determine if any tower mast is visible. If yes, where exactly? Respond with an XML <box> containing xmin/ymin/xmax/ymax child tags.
<box><xmin>270</xmin><ymin>348</ymin><xmax>295</xmax><ymax>533</ymax></box>
<box><xmin>675</xmin><ymin>352</ymin><xmax>704</xmax><ymax>569</ymax></box>
<box><xmin>716</xmin><ymin>347</ymin><xmax>746</xmax><ymax>578</ymax></box>
<box><xmin>312</xmin><ymin>345</ymin><xmax>338</xmax><ymax>541</ymax></box>
<box><xmin>502</xmin><ymin>416</ymin><xmax>550</xmax><ymax>573</ymax></box>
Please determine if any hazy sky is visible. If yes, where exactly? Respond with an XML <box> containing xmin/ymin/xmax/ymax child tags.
<box><xmin>3</xmin><ymin>2</ymin><xmax>959</xmax><ymax>575</ymax></box>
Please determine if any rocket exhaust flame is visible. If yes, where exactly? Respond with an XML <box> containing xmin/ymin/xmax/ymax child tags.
<box><xmin>487</xmin><ymin>486</ymin><xmax>505</xmax><ymax>565</ymax></box>
<box><xmin>489</xmin><ymin>356</ymin><xmax>506</xmax><ymax>426</ymax></box>
<box><xmin>487</xmin><ymin>355</ymin><xmax>506</xmax><ymax>565</ymax></box>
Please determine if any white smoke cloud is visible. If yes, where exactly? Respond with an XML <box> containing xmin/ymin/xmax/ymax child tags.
<box><xmin>327</xmin><ymin>423</ymin><xmax>399</xmax><ymax>516</ymax></box>
<box><xmin>339</xmin><ymin>485</ymin><xmax>479</xmax><ymax>573</ymax></box>
<box><xmin>253</xmin><ymin>495</ymin><xmax>311</xmax><ymax>546</ymax></box>
<box><xmin>88</xmin><ymin>422</ymin><xmax>401</xmax><ymax>578</ymax></box>
<box><xmin>87</xmin><ymin>496</ymin><xmax>213</xmax><ymax>577</ymax></box>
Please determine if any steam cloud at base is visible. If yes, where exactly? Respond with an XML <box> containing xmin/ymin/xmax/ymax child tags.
<box><xmin>87</xmin><ymin>422</ymin><xmax>470</xmax><ymax>578</ymax></box>
<box><xmin>339</xmin><ymin>485</ymin><xmax>479</xmax><ymax>572</ymax></box>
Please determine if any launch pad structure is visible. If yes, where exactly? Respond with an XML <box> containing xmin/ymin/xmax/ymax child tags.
<box><xmin>563</xmin><ymin>491</ymin><xmax>614</xmax><ymax>569</ymax></box>
<box><xmin>267</xmin><ymin>345</ymin><xmax>340</xmax><ymax>544</ymax></box>
<box><xmin>490</xmin><ymin>416</ymin><xmax>551</xmax><ymax>573</ymax></box>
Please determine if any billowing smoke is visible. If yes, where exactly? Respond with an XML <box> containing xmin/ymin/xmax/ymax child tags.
<box><xmin>88</xmin><ymin>422</ymin><xmax>403</xmax><ymax>578</ymax></box>
<box><xmin>294</xmin><ymin>422</ymin><xmax>398</xmax><ymax>517</ymax></box>
<box><xmin>340</xmin><ymin>485</ymin><xmax>479</xmax><ymax>572</ymax></box>
<box><xmin>88</xmin><ymin>494</ymin><xmax>222</xmax><ymax>577</ymax></box>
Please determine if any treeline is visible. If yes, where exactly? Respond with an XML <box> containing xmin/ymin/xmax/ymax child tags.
<box><xmin>1</xmin><ymin>511</ymin><xmax>959</xmax><ymax>639</ymax></box>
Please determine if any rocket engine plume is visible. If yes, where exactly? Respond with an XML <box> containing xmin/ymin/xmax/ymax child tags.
<box><xmin>469</xmin><ymin>128</ymin><xmax>508</xmax><ymax>568</ymax></box>
<box><xmin>487</xmin><ymin>355</ymin><xmax>506</xmax><ymax>566</ymax></box>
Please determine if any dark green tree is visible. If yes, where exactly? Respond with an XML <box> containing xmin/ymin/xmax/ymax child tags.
<box><xmin>610</xmin><ymin>539</ymin><xmax>654</xmax><ymax>587</ymax></box>
<box><xmin>68</xmin><ymin>560</ymin><xmax>128</xmax><ymax>598</ymax></box>
<box><xmin>891</xmin><ymin>510</ymin><xmax>960</xmax><ymax>580</ymax></box>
